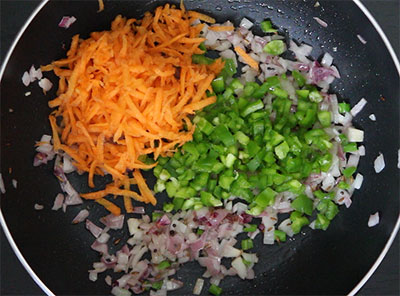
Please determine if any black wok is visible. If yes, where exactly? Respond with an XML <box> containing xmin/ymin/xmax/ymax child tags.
<box><xmin>1</xmin><ymin>0</ymin><xmax>399</xmax><ymax>295</ymax></box>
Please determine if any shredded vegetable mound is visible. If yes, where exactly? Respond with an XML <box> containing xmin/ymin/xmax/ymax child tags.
<box><xmin>43</xmin><ymin>4</ymin><xmax>224</xmax><ymax>208</ymax></box>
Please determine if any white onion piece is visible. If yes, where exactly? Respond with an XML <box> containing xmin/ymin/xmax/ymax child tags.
<box><xmin>368</xmin><ymin>212</ymin><xmax>379</xmax><ymax>227</ymax></box>
<box><xmin>91</xmin><ymin>241</ymin><xmax>108</xmax><ymax>254</ymax></box>
<box><xmin>86</xmin><ymin>219</ymin><xmax>103</xmax><ymax>238</ymax></box>
<box><xmin>346</xmin><ymin>127</ymin><xmax>364</xmax><ymax>142</ymax></box>
<box><xmin>220</xmin><ymin>49</ymin><xmax>237</xmax><ymax>66</ymax></box>
<box><xmin>225</xmin><ymin>201</ymin><xmax>233</xmax><ymax>211</ymax></box>
<box><xmin>353</xmin><ymin>173</ymin><xmax>364</xmax><ymax>190</ymax></box>
<box><xmin>38</xmin><ymin>78</ymin><xmax>53</xmax><ymax>92</ymax></box>
<box><xmin>321</xmin><ymin>52</ymin><xmax>333</xmax><ymax>67</ymax></box>
<box><xmin>358</xmin><ymin>145</ymin><xmax>366</xmax><ymax>156</ymax></box>
<box><xmin>357</xmin><ymin>34</ymin><xmax>367</xmax><ymax>44</ymax></box>
<box><xmin>221</xmin><ymin>244</ymin><xmax>241</xmax><ymax>258</ymax></box>
<box><xmin>88</xmin><ymin>271</ymin><xmax>98</xmax><ymax>282</ymax></box>
<box><xmin>347</xmin><ymin>154</ymin><xmax>360</xmax><ymax>168</ymax></box>
<box><xmin>58</xmin><ymin>16</ymin><xmax>77</xmax><ymax>29</ymax></box>
<box><xmin>111</xmin><ymin>286</ymin><xmax>132</xmax><ymax>296</ymax></box>
<box><xmin>249</xmin><ymin>229</ymin><xmax>260</xmax><ymax>239</ymax></box>
<box><xmin>132</xmin><ymin>206</ymin><xmax>145</xmax><ymax>214</ymax></box>
<box><xmin>34</xmin><ymin>203</ymin><xmax>44</xmax><ymax>210</ymax></box>
<box><xmin>72</xmin><ymin>209</ymin><xmax>89</xmax><ymax>224</ymax></box>
<box><xmin>350</xmin><ymin>98</ymin><xmax>367</xmax><ymax>117</ymax></box>
<box><xmin>101</xmin><ymin>214</ymin><xmax>124</xmax><ymax>230</ymax></box>
<box><xmin>398</xmin><ymin>149</ymin><xmax>400</xmax><ymax>169</ymax></box>
<box><xmin>22</xmin><ymin>71</ymin><xmax>30</xmax><ymax>86</ymax></box>
<box><xmin>369</xmin><ymin>114</ymin><xmax>376</xmax><ymax>121</ymax></box>
<box><xmin>11</xmin><ymin>179</ymin><xmax>17</xmax><ymax>189</ymax></box>
<box><xmin>321</xmin><ymin>174</ymin><xmax>335</xmax><ymax>191</ymax></box>
<box><xmin>97</xmin><ymin>232</ymin><xmax>111</xmax><ymax>244</ymax></box>
<box><xmin>240</xmin><ymin>17</ymin><xmax>253</xmax><ymax>30</ymax></box>
<box><xmin>278</xmin><ymin>218</ymin><xmax>294</xmax><ymax>237</ymax></box>
<box><xmin>0</xmin><ymin>173</ymin><xmax>4</xmax><ymax>194</ymax></box>
<box><xmin>242</xmin><ymin>252</ymin><xmax>258</xmax><ymax>264</ymax></box>
<box><xmin>232</xmin><ymin>202</ymin><xmax>248</xmax><ymax>214</ymax></box>
<box><xmin>105</xmin><ymin>275</ymin><xmax>112</xmax><ymax>286</ymax></box>
<box><xmin>150</xmin><ymin>289</ymin><xmax>167</xmax><ymax>296</ymax></box>
<box><xmin>231</xmin><ymin>257</ymin><xmax>247</xmax><ymax>279</ymax></box>
<box><xmin>193</xmin><ymin>278</ymin><xmax>204</xmax><ymax>295</ymax></box>
<box><xmin>52</xmin><ymin>193</ymin><xmax>64</xmax><ymax>211</ymax></box>
<box><xmin>263</xmin><ymin>226</ymin><xmax>275</xmax><ymax>245</ymax></box>
<box><xmin>63</xmin><ymin>155</ymin><xmax>76</xmax><ymax>173</ymax></box>
<box><xmin>313</xmin><ymin>17</ymin><xmax>328</xmax><ymax>27</ymax></box>
<box><xmin>29</xmin><ymin>65</ymin><xmax>42</xmax><ymax>81</ymax></box>
<box><xmin>374</xmin><ymin>153</ymin><xmax>385</xmax><ymax>173</ymax></box>
<box><xmin>164</xmin><ymin>279</ymin><xmax>183</xmax><ymax>291</ymax></box>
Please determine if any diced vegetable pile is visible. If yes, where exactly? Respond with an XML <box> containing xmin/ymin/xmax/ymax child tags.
<box><xmin>30</xmin><ymin>3</ymin><xmax>371</xmax><ymax>296</ymax></box>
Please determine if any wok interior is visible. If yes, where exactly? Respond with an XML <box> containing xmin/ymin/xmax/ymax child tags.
<box><xmin>1</xmin><ymin>0</ymin><xmax>399</xmax><ymax>295</ymax></box>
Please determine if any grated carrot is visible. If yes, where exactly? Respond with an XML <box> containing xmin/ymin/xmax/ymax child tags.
<box><xmin>96</xmin><ymin>198</ymin><xmax>121</xmax><ymax>216</ymax></box>
<box><xmin>209</xmin><ymin>26</ymin><xmax>235</xmax><ymax>32</ymax></box>
<box><xmin>45</xmin><ymin>4</ymin><xmax>223</xmax><ymax>213</ymax></box>
<box><xmin>187</xmin><ymin>11</ymin><xmax>216</xmax><ymax>24</ymax></box>
<box><xmin>234</xmin><ymin>46</ymin><xmax>259</xmax><ymax>71</ymax></box>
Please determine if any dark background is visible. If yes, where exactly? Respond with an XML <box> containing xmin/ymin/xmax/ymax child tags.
<box><xmin>0</xmin><ymin>0</ymin><xmax>398</xmax><ymax>295</ymax></box>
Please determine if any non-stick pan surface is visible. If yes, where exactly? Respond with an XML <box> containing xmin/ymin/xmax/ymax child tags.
<box><xmin>1</xmin><ymin>0</ymin><xmax>399</xmax><ymax>295</ymax></box>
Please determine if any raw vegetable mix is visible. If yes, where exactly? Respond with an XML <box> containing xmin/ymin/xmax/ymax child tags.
<box><xmin>31</xmin><ymin>3</ymin><xmax>367</xmax><ymax>296</ymax></box>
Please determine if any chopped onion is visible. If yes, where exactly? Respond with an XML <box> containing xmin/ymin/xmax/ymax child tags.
<box><xmin>0</xmin><ymin>173</ymin><xmax>4</xmax><ymax>194</ymax></box>
<box><xmin>111</xmin><ymin>286</ymin><xmax>132</xmax><ymax>296</ymax></box>
<box><xmin>105</xmin><ymin>275</ymin><xmax>112</xmax><ymax>286</ymax></box>
<box><xmin>347</xmin><ymin>154</ymin><xmax>360</xmax><ymax>168</ymax></box>
<box><xmin>358</xmin><ymin>145</ymin><xmax>366</xmax><ymax>156</ymax></box>
<box><xmin>38</xmin><ymin>78</ymin><xmax>53</xmax><ymax>92</ymax></box>
<box><xmin>52</xmin><ymin>193</ymin><xmax>64</xmax><ymax>211</ymax></box>
<box><xmin>240</xmin><ymin>17</ymin><xmax>253</xmax><ymax>30</ymax></box>
<box><xmin>34</xmin><ymin>203</ymin><xmax>44</xmax><ymax>210</ymax></box>
<box><xmin>369</xmin><ymin>114</ymin><xmax>376</xmax><ymax>121</ymax></box>
<box><xmin>193</xmin><ymin>278</ymin><xmax>204</xmax><ymax>295</ymax></box>
<box><xmin>29</xmin><ymin>65</ymin><xmax>42</xmax><ymax>81</ymax></box>
<box><xmin>374</xmin><ymin>153</ymin><xmax>385</xmax><ymax>173</ymax></box>
<box><xmin>357</xmin><ymin>34</ymin><xmax>367</xmax><ymax>44</ymax></box>
<box><xmin>22</xmin><ymin>71</ymin><xmax>30</xmax><ymax>86</ymax></box>
<box><xmin>221</xmin><ymin>244</ymin><xmax>241</xmax><ymax>257</ymax></box>
<box><xmin>231</xmin><ymin>257</ymin><xmax>247</xmax><ymax>279</ymax></box>
<box><xmin>72</xmin><ymin>209</ymin><xmax>89</xmax><ymax>224</ymax></box>
<box><xmin>350</xmin><ymin>98</ymin><xmax>367</xmax><ymax>117</ymax></box>
<box><xmin>89</xmin><ymin>271</ymin><xmax>98</xmax><ymax>282</ymax></box>
<box><xmin>101</xmin><ymin>214</ymin><xmax>124</xmax><ymax>230</ymax></box>
<box><xmin>58</xmin><ymin>16</ymin><xmax>77</xmax><ymax>29</ymax></box>
<box><xmin>63</xmin><ymin>155</ymin><xmax>76</xmax><ymax>173</ymax></box>
<box><xmin>346</xmin><ymin>127</ymin><xmax>364</xmax><ymax>142</ymax></box>
<box><xmin>321</xmin><ymin>52</ymin><xmax>333</xmax><ymax>67</ymax></box>
<box><xmin>313</xmin><ymin>17</ymin><xmax>328</xmax><ymax>27</ymax></box>
<box><xmin>91</xmin><ymin>240</ymin><xmax>108</xmax><ymax>254</ymax></box>
<box><xmin>398</xmin><ymin>149</ymin><xmax>400</xmax><ymax>169</ymax></box>
<box><xmin>278</xmin><ymin>218</ymin><xmax>294</xmax><ymax>237</ymax></box>
<box><xmin>353</xmin><ymin>173</ymin><xmax>364</xmax><ymax>190</ymax></box>
<box><xmin>86</xmin><ymin>219</ymin><xmax>103</xmax><ymax>238</ymax></box>
<box><xmin>11</xmin><ymin>179</ymin><xmax>17</xmax><ymax>189</ymax></box>
<box><xmin>368</xmin><ymin>212</ymin><xmax>379</xmax><ymax>227</ymax></box>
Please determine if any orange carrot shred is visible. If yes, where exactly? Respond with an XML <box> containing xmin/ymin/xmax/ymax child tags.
<box><xmin>45</xmin><ymin>4</ymin><xmax>222</xmax><ymax>211</ymax></box>
<box><xmin>96</xmin><ymin>198</ymin><xmax>121</xmax><ymax>216</ymax></box>
<box><xmin>187</xmin><ymin>11</ymin><xmax>216</xmax><ymax>24</ymax></box>
<box><xmin>209</xmin><ymin>26</ymin><xmax>235</xmax><ymax>32</ymax></box>
<box><xmin>234</xmin><ymin>46</ymin><xmax>259</xmax><ymax>71</ymax></box>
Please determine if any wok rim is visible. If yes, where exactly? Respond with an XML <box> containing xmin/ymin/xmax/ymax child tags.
<box><xmin>0</xmin><ymin>1</ymin><xmax>399</xmax><ymax>295</ymax></box>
